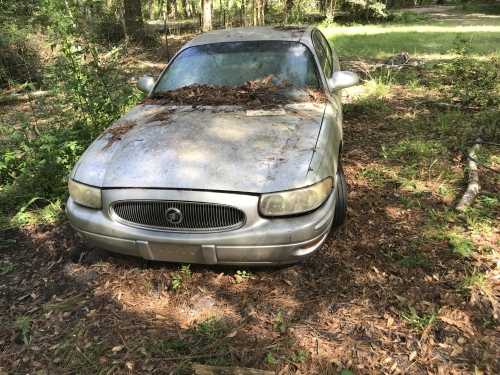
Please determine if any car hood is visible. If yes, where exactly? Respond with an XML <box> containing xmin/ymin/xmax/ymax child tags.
<box><xmin>71</xmin><ymin>103</ymin><xmax>326</xmax><ymax>193</ymax></box>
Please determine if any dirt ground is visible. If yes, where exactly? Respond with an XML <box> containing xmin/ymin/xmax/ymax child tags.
<box><xmin>1</xmin><ymin>94</ymin><xmax>498</xmax><ymax>374</ymax></box>
<box><xmin>1</xmin><ymin>27</ymin><xmax>499</xmax><ymax>375</ymax></box>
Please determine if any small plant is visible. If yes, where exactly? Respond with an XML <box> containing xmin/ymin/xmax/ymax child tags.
<box><xmin>15</xmin><ymin>316</ymin><xmax>32</xmax><ymax>345</ymax></box>
<box><xmin>364</xmin><ymin>76</ymin><xmax>392</xmax><ymax>99</ymax></box>
<box><xmin>290</xmin><ymin>349</ymin><xmax>309</xmax><ymax>364</ymax></box>
<box><xmin>0</xmin><ymin>260</ymin><xmax>15</xmax><ymax>275</ymax></box>
<box><xmin>194</xmin><ymin>317</ymin><xmax>227</xmax><ymax>341</ymax></box>
<box><xmin>401</xmin><ymin>307</ymin><xmax>436</xmax><ymax>332</ymax></box>
<box><xmin>448</xmin><ymin>232</ymin><xmax>474</xmax><ymax>257</ymax></box>
<box><xmin>264</xmin><ymin>352</ymin><xmax>278</xmax><ymax>365</ymax></box>
<box><xmin>273</xmin><ymin>311</ymin><xmax>287</xmax><ymax>333</ymax></box>
<box><xmin>442</xmin><ymin>39</ymin><xmax>499</xmax><ymax>110</ymax></box>
<box><xmin>233</xmin><ymin>270</ymin><xmax>254</xmax><ymax>284</ymax></box>
<box><xmin>147</xmin><ymin>338</ymin><xmax>190</xmax><ymax>355</ymax></box>
<box><xmin>170</xmin><ymin>264</ymin><xmax>192</xmax><ymax>291</ymax></box>
<box><xmin>461</xmin><ymin>271</ymin><xmax>487</xmax><ymax>293</ymax></box>
<box><xmin>398</xmin><ymin>253</ymin><xmax>430</xmax><ymax>269</ymax></box>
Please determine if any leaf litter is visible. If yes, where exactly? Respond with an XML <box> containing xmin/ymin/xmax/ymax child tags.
<box><xmin>142</xmin><ymin>75</ymin><xmax>327</xmax><ymax>109</ymax></box>
<box><xmin>1</xmin><ymin>74</ymin><xmax>499</xmax><ymax>375</ymax></box>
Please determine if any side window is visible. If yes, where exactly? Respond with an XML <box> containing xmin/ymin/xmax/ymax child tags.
<box><xmin>312</xmin><ymin>30</ymin><xmax>332</xmax><ymax>78</ymax></box>
<box><xmin>330</xmin><ymin>47</ymin><xmax>341</xmax><ymax>72</ymax></box>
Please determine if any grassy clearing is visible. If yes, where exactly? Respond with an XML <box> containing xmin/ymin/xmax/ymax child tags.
<box><xmin>322</xmin><ymin>7</ymin><xmax>500</xmax><ymax>60</ymax></box>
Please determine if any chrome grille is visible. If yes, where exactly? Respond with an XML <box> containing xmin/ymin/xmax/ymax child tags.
<box><xmin>111</xmin><ymin>200</ymin><xmax>246</xmax><ymax>232</ymax></box>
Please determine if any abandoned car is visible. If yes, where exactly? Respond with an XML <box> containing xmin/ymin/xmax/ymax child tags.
<box><xmin>66</xmin><ymin>26</ymin><xmax>360</xmax><ymax>265</ymax></box>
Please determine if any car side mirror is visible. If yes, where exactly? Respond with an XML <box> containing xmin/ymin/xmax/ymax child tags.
<box><xmin>137</xmin><ymin>75</ymin><xmax>155</xmax><ymax>93</ymax></box>
<box><xmin>328</xmin><ymin>71</ymin><xmax>360</xmax><ymax>91</ymax></box>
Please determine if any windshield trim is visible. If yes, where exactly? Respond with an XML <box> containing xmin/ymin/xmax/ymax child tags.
<box><xmin>150</xmin><ymin>40</ymin><xmax>325</xmax><ymax>96</ymax></box>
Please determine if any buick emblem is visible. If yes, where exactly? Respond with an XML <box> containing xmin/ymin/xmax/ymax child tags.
<box><xmin>165</xmin><ymin>207</ymin><xmax>183</xmax><ymax>224</ymax></box>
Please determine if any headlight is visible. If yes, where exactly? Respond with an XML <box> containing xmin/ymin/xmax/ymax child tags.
<box><xmin>259</xmin><ymin>177</ymin><xmax>333</xmax><ymax>217</ymax></box>
<box><xmin>68</xmin><ymin>179</ymin><xmax>102</xmax><ymax>209</ymax></box>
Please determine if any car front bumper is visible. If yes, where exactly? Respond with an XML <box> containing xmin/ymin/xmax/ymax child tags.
<box><xmin>66</xmin><ymin>188</ymin><xmax>335</xmax><ymax>265</ymax></box>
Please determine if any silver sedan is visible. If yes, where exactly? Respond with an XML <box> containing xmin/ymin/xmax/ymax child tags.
<box><xmin>66</xmin><ymin>26</ymin><xmax>359</xmax><ymax>265</ymax></box>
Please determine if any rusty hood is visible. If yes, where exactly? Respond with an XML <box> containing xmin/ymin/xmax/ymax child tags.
<box><xmin>71</xmin><ymin>103</ymin><xmax>326</xmax><ymax>193</ymax></box>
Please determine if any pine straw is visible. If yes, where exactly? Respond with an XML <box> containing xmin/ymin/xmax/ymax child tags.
<box><xmin>142</xmin><ymin>76</ymin><xmax>327</xmax><ymax>109</ymax></box>
<box><xmin>1</xmin><ymin>94</ymin><xmax>498</xmax><ymax>374</ymax></box>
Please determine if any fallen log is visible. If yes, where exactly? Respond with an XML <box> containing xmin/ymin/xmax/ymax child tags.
<box><xmin>192</xmin><ymin>364</ymin><xmax>274</xmax><ymax>375</ymax></box>
<box><xmin>456</xmin><ymin>139</ymin><xmax>481</xmax><ymax>211</ymax></box>
<box><xmin>0</xmin><ymin>90</ymin><xmax>50</xmax><ymax>105</ymax></box>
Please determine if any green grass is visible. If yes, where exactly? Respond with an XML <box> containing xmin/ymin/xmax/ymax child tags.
<box><xmin>448</xmin><ymin>232</ymin><xmax>474</xmax><ymax>257</ymax></box>
<box><xmin>194</xmin><ymin>317</ymin><xmax>229</xmax><ymax>341</ymax></box>
<box><xmin>401</xmin><ymin>307</ymin><xmax>437</xmax><ymax>332</ymax></box>
<box><xmin>0</xmin><ymin>260</ymin><xmax>15</xmax><ymax>275</ymax></box>
<box><xmin>398</xmin><ymin>252</ymin><xmax>431</xmax><ymax>269</ymax></box>
<box><xmin>462</xmin><ymin>271</ymin><xmax>487</xmax><ymax>292</ymax></box>
<box><xmin>382</xmin><ymin>139</ymin><xmax>446</xmax><ymax>164</ymax></box>
<box><xmin>321</xmin><ymin>10</ymin><xmax>500</xmax><ymax>60</ymax></box>
<box><xmin>15</xmin><ymin>316</ymin><xmax>32</xmax><ymax>345</ymax></box>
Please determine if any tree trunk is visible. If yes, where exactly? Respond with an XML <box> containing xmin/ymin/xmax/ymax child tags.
<box><xmin>202</xmin><ymin>0</ymin><xmax>212</xmax><ymax>31</ymax></box>
<box><xmin>253</xmin><ymin>0</ymin><xmax>264</xmax><ymax>25</ymax></box>
<box><xmin>284</xmin><ymin>0</ymin><xmax>293</xmax><ymax>23</ymax></box>
<box><xmin>180</xmin><ymin>0</ymin><xmax>188</xmax><ymax>17</ymax></box>
<box><xmin>123</xmin><ymin>0</ymin><xmax>145</xmax><ymax>41</ymax></box>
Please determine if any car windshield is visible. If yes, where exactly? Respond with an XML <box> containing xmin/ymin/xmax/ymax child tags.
<box><xmin>153</xmin><ymin>41</ymin><xmax>320</xmax><ymax>93</ymax></box>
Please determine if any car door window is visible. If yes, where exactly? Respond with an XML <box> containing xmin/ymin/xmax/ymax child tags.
<box><xmin>312</xmin><ymin>30</ymin><xmax>332</xmax><ymax>78</ymax></box>
<box><xmin>317</xmin><ymin>31</ymin><xmax>340</xmax><ymax>72</ymax></box>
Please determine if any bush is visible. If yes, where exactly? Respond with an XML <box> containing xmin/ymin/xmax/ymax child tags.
<box><xmin>0</xmin><ymin>39</ymin><xmax>141</xmax><ymax>219</ymax></box>
<box><xmin>342</xmin><ymin>0</ymin><xmax>388</xmax><ymax>22</ymax></box>
<box><xmin>89</xmin><ymin>11</ymin><xmax>125</xmax><ymax>45</ymax></box>
<box><xmin>440</xmin><ymin>40</ymin><xmax>499</xmax><ymax>110</ymax></box>
<box><xmin>0</xmin><ymin>26</ymin><xmax>41</xmax><ymax>87</ymax></box>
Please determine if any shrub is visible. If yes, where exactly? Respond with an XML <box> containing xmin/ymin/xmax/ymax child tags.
<box><xmin>342</xmin><ymin>0</ymin><xmax>388</xmax><ymax>22</ymax></box>
<box><xmin>0</xmin><ymin>39</ymin><xmax>140</xmax><ymax>220</ymax></box>
<box><xmin>0</xmin><ymin>26</ymin><xmax>41</xmax><ymax>87</ymax></box>
<box><xmin>441</xmin><ymin>40</ymin><xmax>499</xmax><ymax>110</ymax></box>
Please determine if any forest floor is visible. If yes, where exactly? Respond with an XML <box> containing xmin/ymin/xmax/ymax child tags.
<box><xmin>1</xmin><ymin>6</ymin><xmax>499</xmax><ymax>375</ymax></box>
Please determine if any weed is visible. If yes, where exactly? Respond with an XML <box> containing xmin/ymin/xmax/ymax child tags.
<box><xmin>147</xmin><ymin>338</ymin><xmax>190</xmax><ymax>355</ymax></box>
<box><xmin>383</xmin><ymin>139</ymin><xmax>446</xmax><ymax>164</ymax></box>
<box><xmin>440</xmin><ymin>39</ymin><xmax>499</xmax><ymax>110</ymax></box>
<box><xmin>0</xmin><ymin>260</ymin><xmax>15</xmax><ymax>275</ymax></box>
<box><xmin>273</xmin><ymin>311</ymin><xmax>288</xmax><ymax>334</ymax></box>
<box><xmin>344</xmin><ymin>97</ymin><xmax>391</xmax><ymax>118</ymax></box>
<box><xmin>364</xmin><ymin>76</ymin><xmax>392</xmax><ymax>99</ymax></box>
<box><xmin>233</xmin><ymin>270</ymin><xmax>254</xmax><ymax>284</ymax></box>
<box><xmin>290</xmin><ymin>349</ymin><xmax>309</xmax><ymax>364</ymax></box>
<box><xmin>194</xmin><ymin>317</ymin><xmax>228</xmax><ymax>341</ymax></box>
<box><xmin>460</xmin><ymin>195</ymin><xmax>498</xmax><ymax>235</ymax></box>
<box><xmin>401</xmin><ymin>307</ymin><xmax>437</xmax><ymax>332</ymax></box>
<box><xmin>461</xmin><ymin>271</ymin><xmax>487</xmax><ymax>292</ymax></box>
<box><xmin>359</xmin><ymin>166</ymin><xmax>390</xmax><ymax>187</ymax></box>
<box><xmin>170</xmin><ymin>264</ymin><xmax>192</xmax><ymax>291</ymax></box>
<box><xmin>265</xmin><ymin>352</ymin><xmax>279</xmax><ymax>365</ymax></box>
<box><xmin>15</xmin><ymin>316</ymin><xmax>32</xmax><ymax>345</ymax></box>
<box><xmin>398</xmin><ymin>253</ymin><xmax>430</xmax><ymax>269</ymax></box>
<box><xmin>448</xmin><ymin>232</ymin><xmax>474</xmax><ymax>257</ymax></box>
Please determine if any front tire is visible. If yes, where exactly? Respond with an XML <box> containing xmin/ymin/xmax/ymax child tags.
<box><xmin>332</xmin><ymin>164</ymin><xmax>348</xmax><ymax>227</ymax></box>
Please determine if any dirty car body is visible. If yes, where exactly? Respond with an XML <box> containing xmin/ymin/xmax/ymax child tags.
<box><xmin>66</xmin><ymin>27</ymin><xmax>358</xmax><ymax>265</ymax></box>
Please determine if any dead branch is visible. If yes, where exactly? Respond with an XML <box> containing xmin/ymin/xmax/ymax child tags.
<box><xmin>456</xmin><ymin>139</ymin><xmax>481</xmax><ymax>211</ymax></box>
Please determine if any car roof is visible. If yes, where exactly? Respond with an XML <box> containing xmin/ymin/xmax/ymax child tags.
<box><xmin>182</xmin><ymin>26</ymin><xmax>315</xmax><ymax>50</ymax></box>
